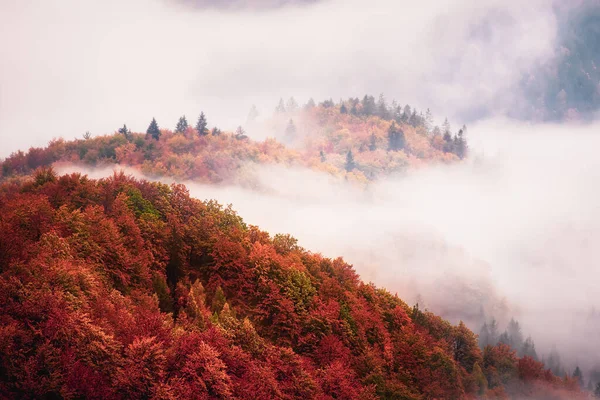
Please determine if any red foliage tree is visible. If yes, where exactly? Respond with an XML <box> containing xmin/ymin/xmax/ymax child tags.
<box><xmin>0</xmin><ymin>169</ymin><xmax>585</xmax><ymax>399</ymax></box>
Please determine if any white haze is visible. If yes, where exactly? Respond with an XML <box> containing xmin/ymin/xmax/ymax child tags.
<box><xmin>4</xmin><ymin>0</ymin><xmax>599</xmax><ymax>377</ymax></box>
<box><xmin>0</xmin><ymin>0</ymin><xmax>556</xmax><ymax>157</ymax></box>
<box><xmin>57</xmin><ymin>117</ymin><xmax>600</xmax><ymax>373</ymax></box>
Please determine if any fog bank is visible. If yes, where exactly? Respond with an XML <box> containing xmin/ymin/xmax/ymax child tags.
<box><xmin>1</xmin><ymin>0</ymin><xmax>556</xmax><ymax>156</ymax></box>
<box><xmin>58</xmin><ymin>117</ymin><xmax>600</xmax><ymax>372</ymax></box>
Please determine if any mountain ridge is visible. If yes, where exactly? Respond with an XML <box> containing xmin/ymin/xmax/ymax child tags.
<box><xmin>0</xmin><ymin>166</ymin><xmax>586</xmax><ymax>399</ymax></box>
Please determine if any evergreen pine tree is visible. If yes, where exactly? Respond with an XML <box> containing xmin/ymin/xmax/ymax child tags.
<box><xmin>488</xmin><ymin>318</ymin><xmax>499</xmax><ymax>346</ymax></box>
<box><xmin>361</xmin><ymin>95</ymin><xmax>376</xmax><ymax>116</ymax></box>
<box><xmin>211</xmin><ymin>286</ymin><xmax>227</xmax><ymax>314</ymax></box>
<box><xmin>175</xmin><ymin>116</ymin><xmax>188</xmax><ymax>133</ymax></box>
<box><xmin>195</xmin><ymin>112</ymin><xmax>208</xmax><ymax>136</ymax></box>
<box><xmin>479</xmin><ymin>323</ymin><xmax>490</xmax><ymax>349</ymax></box>
<box><xmin>454</xmin><ymin>129</ymin><xmax>468</xmax><ymax>159</ymax></box>
<box><xmin>425</xmin><ymin>108</ymin><xmax>434</xmax><ymax>133</ymax></box>
<box><xmin>546</xmin><ymin>348</ymin><xmax>562</xmax><ymax>377</ymax></box>
<box><xmin>285</xmin><ymin>119</ymin><xmax>297</xmax><ymax>142</ymax></box>
<box><xmin>507</xmin><ymin>318</ymin><xmax>524</xmax><ymax>352</ymax></box>
<box><xmin>377</xmin><ymin>93</ymin><xmax>389</xmax><ymax>119</ymax></box>
<box><xmin>393</xmin><ymin>105</ymin><xmax>403</xmax><ymax>122</ymax></box>
<box><xmin>409</xmin><ymin>110</ymin><xmax>419</xmax><ymax>127</ymax></box>
<box><xmin>319</xmin><ymin>150</ymin><xmax>326</xmax><ymax>162</ymax></box>
<box><xmin>522</xmin><ymin>336</ymin><xmax>538</xmax><ymax>360</ymax></box>
<box><xmin>369</xmin><ymin>133</ymin><xmax>377</xmax><ymax>151</ymax></box>
<box><xmin>350</xmin><ymin>101</ymin><xmax>358</xmax><ymax>116</ymax></box>
<box><xmin>146</xmin><ymin>118</ymin><xmax>160</xmax><ymax>140</ymax></box>
<box><xmin>275</xmin><ymin>98</ymin><xmax>286</xmax><ymax>113</ymax></box>
<box><xmin>591</xmin><ymin>369</ymin><xmax>600</xmax><ymax>391</ymax></box>
<box><xmin>387</xmin><ymin>122</ymin><xmax>405</xmax><ymax>151</ymax></box>
<box><xmin>340</xmin><ymin>103</ymin><xmax>348</xmax><ymax>114</ymax></box>
<box><xmin>212</xmin><ymin>127</ymin><xmax>221</xmax><ymax>136</ymax></box>
<box><xmin>118</xmin><ymin>124</ymin><xmax>130</xmax><ymax>138</ymax></box>
<box><xmin>442</xmin><ymin>117</ymin><xmax>452</xmax><ymax>136</ymax></box>
<box><xmin>235</xmin><ymin>126</ymin><xmax>247</xmax><ymax>140</ymax></box>
<box><xmin>305</xmin><ymin>98</ymin><xmax>316</xmax><ymax>109</ymax></box>
<box><xmin>402</xmin><ymin>105</ymin><xmax>411</xmax><ymax>123</ymax></box>
<box><xmin>595</xmin><ymin>382</ymin><xmax>600</xmax><ymax>398</ymax></box>
<box><xmin>345</xmin><ymin>150</ymin><xmax>356</xmax><ymax>172</ymax></box>
<box><xmin>83</xmin><ymin>131</ymin><xmax>91</xmax><ymax>140</ymax></box>
<box><xmin>574</xmin><ymin>366</ymin><xmax>584</xmax><ymax>388</ymax></box>
<box><xmin>321</xmin><ymin>98</ymin><xmax>334</xmax><ymax>108</ymax></box>
<box><xmin>247</xmin><ymin>105</ymin><xmax>259</xmax><ymax>123</ymax></box>
<box><xmin>286</xmin><ymin>97</ymin><xmax>298</xmax><ymax>113</ymax></box>
<box><xmin>498</xmin><ymin>331</ymin><xmax>510</xmax><ymax>345</ymax></box>
<box><xmin>443</xmin><ymin>130</ymin><xmax>454</xmax><ymax>153</ymax></box>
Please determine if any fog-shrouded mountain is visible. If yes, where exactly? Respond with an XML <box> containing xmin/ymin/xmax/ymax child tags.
<box><xmin>3</xmin><ymin>0</ymin><xmax>600</xmax><ymax>397</ymax></box>
<box><xmin>517</xmin><ymin>0</ymin><xmax>600</xmax><ymax>121</ymax></box>
<box><xmin>3</xmin><ymin>97</ymin><xmax>600</xmax><ymax>397</ymax></box>
<box><xmin>0</xmin><ymin>167</ymin><xmax>587</xmax><ymax>399</ymax></box>
<box><xmin>0</xmin><ymin>97</ymin><xmax>467</xmax><ymax>184</ymax></box>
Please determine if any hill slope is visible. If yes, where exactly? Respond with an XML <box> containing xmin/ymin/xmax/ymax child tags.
<box><xmin>0</xmin><ymin>97</ymin><xmax>465</xmax><ymax>185</ymax></box>
<box><xmin>519</xmin><ymin>0</ymin><xmax>600</xmax><ymax>121</ymax></box>
<box><xmin>0</xmin><ymin>169</ymin><xmax>584</xmax><ymax>399</ymax></box>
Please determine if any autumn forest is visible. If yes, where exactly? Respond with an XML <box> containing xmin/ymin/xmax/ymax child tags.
<box><xmin>0</xmin><ymin>95</ymin><xmax>597</xmax><ymax>399</ymax></box>
<box><xmin>3</xmin><ymin>0</ymin><xmax>600</xmax><ymax>397</ymax></box>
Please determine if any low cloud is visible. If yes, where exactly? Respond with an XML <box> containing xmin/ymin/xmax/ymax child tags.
<box><xmin>5</xmin><ymin>0</ymin><xmax>598</xmax><ymax>378</ymax></box>
<box><xmin>57</xmin><ymin>117</ymin><xmax>600</xmax><ymax>373</ymax></box>
<box><xmin>1</xmin><ymin>0</ymin><xmax>557</xmax><ymax>156</ymax></box>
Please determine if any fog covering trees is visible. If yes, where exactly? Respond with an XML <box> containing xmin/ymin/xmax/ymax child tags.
<box><xmin>2</xmin><ymin>0</ymin><xmax>600</xmax><ymax>395</ymax></box>
<box><xmin>3</xmin><ymin>96</ymin><xmax>600</xmax><ymax>396</ymax></box>
<box><xmin>0</xmin><ymin>167</ymin><xmax>589</xmax><ymax>397</ymax></box>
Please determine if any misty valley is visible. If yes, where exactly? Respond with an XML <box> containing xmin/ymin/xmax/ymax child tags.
<box><xmin>1</xmin><ymin>0</ymin><xmax>600</xmax><ymax>399</ymax></box>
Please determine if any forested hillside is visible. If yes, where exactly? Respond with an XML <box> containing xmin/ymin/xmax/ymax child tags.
<box><xmin>0</xmin><ymin>169</ymin><xmax>586</xmax><ymax>399</ymax></box>
<box><xmin>520</xmin><ymin>0</ymin><xmax>600</xmax><ymax>121</ymax></box>
<box><xmin>0</xmin><ymin>96</ymin><xmax>467</xmax><ymax>185</ymax></box>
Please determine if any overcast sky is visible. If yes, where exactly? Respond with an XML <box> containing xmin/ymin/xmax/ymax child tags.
<box><xmin>0</xmin><ymin>0</ymin><xmax>557</xmax><ymax>157</ymax></box>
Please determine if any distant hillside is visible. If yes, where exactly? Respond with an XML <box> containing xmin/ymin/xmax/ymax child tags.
<box><xmin>0</xmin><ymin>96</ymin><xmax>466</xmax><ymax>185</ymax></box>
<box><xmin>0</xmin><ymin>169</ymin><xmax>585</xmax><ymax>399</ymax></box>
<box><xmin>520</xmin><ymin>0</ymin><xmax>600</xmax><ymax>121</ymax></box>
